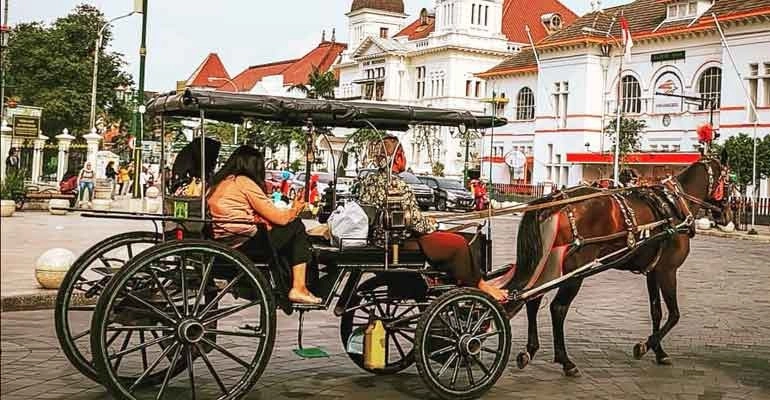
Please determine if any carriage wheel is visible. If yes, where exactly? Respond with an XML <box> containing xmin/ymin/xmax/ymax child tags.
<box><xmin>339</xmin><ymin>274</ymin><xmax>427</xmax><ymax>375</ymax></box>
<box><xmin>90</xmin><ymin>240</ymin><xmax>276</xmax><ymax>400</ymax></box>
<box><xmin>55</xmin><ymin>231</ymin><xmax>161</xmax><ymax>383</ymax></box>
<box><xmin>414</xmin><ymin>288</ymin><xmax>511</xmax><ymax>400</ymax></box>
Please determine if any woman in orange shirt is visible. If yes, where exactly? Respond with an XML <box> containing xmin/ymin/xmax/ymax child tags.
<box><xmin>208</xmin><ymin>146</ymin><xmax>320</xmax><ymax>304</ymax></box>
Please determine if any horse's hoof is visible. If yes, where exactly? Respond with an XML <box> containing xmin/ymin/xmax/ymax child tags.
<box><xmin>633</xmin><ymin>342</ymin><xmax>648</xmax><ymax>359</ymax></box>
<box><xmin>516</xmin><ymin>351</ymin><xmax>531</xmax><ymax>369</ymax></box>
<box><xmin>656</xmin><ymin>356</ymin><xmax>672</xmax><ymax>365</ymax></box>
<box><xmin>564</xmin><ymin>366</ymin><xmax>581</xmax><ymax>377</ymax></box>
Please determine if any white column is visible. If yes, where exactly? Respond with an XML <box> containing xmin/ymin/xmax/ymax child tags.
<box><xmin>56</xmin><ymin>131</ymin><xmax>75</xmax><ymax>183</ymax></box>
<box><xmin>0</xmin><ymin>120</ymin><xmax>12</xmax><ymax>181</ymax></box>
<box><xmin>31</xmin><ymin>133</ymin><xmax>48</xmax><ymax>183</ymax></box>
<box><xmin>84</xmin><ymin>129</ymin><xmax>101</xmax><ymax>169</ymax></box>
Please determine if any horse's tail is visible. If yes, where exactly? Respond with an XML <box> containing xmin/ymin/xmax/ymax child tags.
<box><xmin>509</xmin><ymin>209</ymin><xmax>542</xmax><ymax>292</ymax></box>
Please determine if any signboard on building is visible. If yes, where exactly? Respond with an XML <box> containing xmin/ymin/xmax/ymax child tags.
<box><xmin>6</xmin><ymin>105</ymin><xmax>43</xmax><ymax>138</ymax></box>
<box><xmin>651</xmin><ymin>51</ymin><xmax>685</xmax><ymax>63</ymax></box>
<box><xmin>12</xmin><ymin>116</ymin><xmax>41</xmax><ymax>138</ymax></box>
<box><xmin>653</xmin><ymin>72</ymin><xmax>684</xmax><ymax>113</ymax></box>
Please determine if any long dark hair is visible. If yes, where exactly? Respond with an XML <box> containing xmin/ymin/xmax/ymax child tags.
<box><xmin>209</xmin><ymin>145</ymin><xmax>266</xmax><ymax>194</ymax></box>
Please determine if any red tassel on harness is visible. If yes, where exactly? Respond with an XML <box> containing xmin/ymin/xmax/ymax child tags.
<box><xmin>697</xmin><ymin>123</ymin><xmax>714</xmax><ymax>143</ymax></box>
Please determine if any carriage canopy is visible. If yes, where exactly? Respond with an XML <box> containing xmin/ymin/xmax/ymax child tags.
<box><xmin>146</xmin><ymin>89</ymin><xmax>507</xmax><ymax>131</ymax></box>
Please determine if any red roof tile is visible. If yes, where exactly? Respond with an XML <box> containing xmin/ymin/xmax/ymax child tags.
<box><xmin>482</xmin><ymin>0</ymin><xmax>770</xmax><ymax>77</ymax></box>
<box><xmin>394</xmin><ymin>14</ymin><xmax>435</xmax><ymax>40</ymax></box>
<box><xmin>186</xmin><ymin>53</ymin><xmax>230</xmax><ymax>88</ymax></box>
<box><xmin>501</xmin><ymin>0</ymin><xmax>577</xmax><ymax>43</ymax></box>
<box><xmin>231</xmin><ymin>59</ymin><xmax>298</xmax><ymax>92</ymax></box>
<box><xmin>394</xmin><ymin>0</ymin><xmax>577</xmax><ymax>43</ymax></box>
<box><xmin>221</xmin><ymin>41</ymin><xmax>347</xmax><ymax>92</ymax></box>
<box><xmin>281</xmin><ymin>41</ymin><xmax>348</xmax><ymax>86</ymax></box>
<box><xmin>477</xmin><ymin>47</ymin><xmax>538</xmax><ymax>77</ymax></box>
<box><xmin>350</xmin><ymin>0</ymin><xmax>404</xmax><ymax>14</ymax></box>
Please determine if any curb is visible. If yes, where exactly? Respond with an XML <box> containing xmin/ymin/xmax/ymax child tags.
<box><xmin>696</xmin><ymin>229</ymin><xmax>770</xmax><ymax>243</ymax></box>
<box><xmin>1</xmin><ymin>292</ymin><xmax>94</xmax><ymax>313</ymax></box>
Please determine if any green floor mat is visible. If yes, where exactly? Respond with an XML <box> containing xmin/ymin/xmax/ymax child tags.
<box><xmin>293</xmin><ymin>347</ymin><xmax>329</xmax><ymax>358</ymax></box>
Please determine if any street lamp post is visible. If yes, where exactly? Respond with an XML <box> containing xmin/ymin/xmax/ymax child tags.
<box><xmin>89</xmin><ymin>12</ymin><xmax>136</xmax><ymax>135</ymax></box>
<box><xmin>132</xmin><ymin>0</ymin><xmax>149</xmax><ymax>198</ymax></box>
<box><xmin>1</xmin><ymin>24</ymin><xmax>11</xmax><ymax>125</ymax></box>
<box><xmin>582</xmin><ymin>26</ymin><xmax>624</xmax><ymax>187</ymax></box>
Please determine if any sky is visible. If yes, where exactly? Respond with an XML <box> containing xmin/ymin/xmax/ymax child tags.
<box><xmin>8</xmin><ymin>0</ymin><xmax>629</xmax><ymax>92</ymax></box>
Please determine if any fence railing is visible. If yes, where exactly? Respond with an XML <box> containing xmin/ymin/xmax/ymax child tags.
<box><xmin>735</xmin><ymin>197</ymin><xmax>770</xmax><ymax>227</ymax></box>
<box><xmin>489</xmin><ymin>183</ymin><xmax>554</xmax><ymax>203</ymax></box>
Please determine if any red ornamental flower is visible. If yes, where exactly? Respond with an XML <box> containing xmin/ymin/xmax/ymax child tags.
<box><xmin>697</xmin><ymin>123</ymin><xmax>714</xmax><ymax>143</ymax></box>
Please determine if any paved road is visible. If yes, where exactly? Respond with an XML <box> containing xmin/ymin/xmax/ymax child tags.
<box><xmin>1</xmin><ymin>216</ymin><xmax>769</xmax><ymax>399</ymax></box>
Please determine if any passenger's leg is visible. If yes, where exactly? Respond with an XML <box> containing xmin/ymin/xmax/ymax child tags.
<box><xmin>270</xmin><ymin>219</ymin><xmax>320</xmax><ymax>304</ymax></box>
<box><xmin>417</xmin><ymin>232</ymin><xmax>508</xmax><ymax>301</ymax></box>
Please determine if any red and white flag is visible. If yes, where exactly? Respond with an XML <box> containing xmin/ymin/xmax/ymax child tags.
<box><xmin>619</xmin><ymin>16</ymin><xmax>634</xmax><ymax>61</ymax></box>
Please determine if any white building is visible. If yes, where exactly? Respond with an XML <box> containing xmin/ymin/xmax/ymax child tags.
<box><xmin>335</xmin><ymin>0</ymin><xmax>577</xmax><ymax>176</ymax></box>
<box><xmin>478</xmin><ymin>0</ymin><xmax>770</xmax><ymax>196</ymax></box>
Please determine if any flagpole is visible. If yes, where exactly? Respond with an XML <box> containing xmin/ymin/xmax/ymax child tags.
<box><xmin>711</xmin><ymin>13</ymin><xmax>761</xmax><ymax>234</ymax></box>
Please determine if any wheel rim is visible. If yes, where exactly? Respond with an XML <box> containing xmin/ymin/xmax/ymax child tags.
<box><xmin>419</xmin><ymin>292</ymin><xmax>509</xmax><ymax>397</ymax></box>
<box><xmin>55</xmin><ymin>232</ymin><xmax>159</xmax><ymax>383</ymax></box>
<box><xmin>92</xmin><ymin>242</ymin><xmax>275</xmax><ymax>400</ymax></box>
<box><xmin>341</xmin><ymin>276</ymin><xmax>426</xmax><ymax>374</ymax></box>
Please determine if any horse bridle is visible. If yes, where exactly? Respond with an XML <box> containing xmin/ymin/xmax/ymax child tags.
<box><xmin>665</xmin><ymin>159</ymin><xmax>727</xmax><ymax>215</ymax></box>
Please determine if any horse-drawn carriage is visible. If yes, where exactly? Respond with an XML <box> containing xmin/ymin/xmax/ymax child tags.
<box><xmin>53</xmin><ymin>89</ymin><xmax>732</xmax><ymax>400</ymax></box>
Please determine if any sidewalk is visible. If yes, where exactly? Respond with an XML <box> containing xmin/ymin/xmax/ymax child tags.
<box><xmin>1</xmin><ymin>211</ymin><xmax>155</xmax><ymax>311</ymax></box>
<box><xmin>697</xmin><ymin>224</ymin><xmax>770</xmax><ymax>243</ymax></box>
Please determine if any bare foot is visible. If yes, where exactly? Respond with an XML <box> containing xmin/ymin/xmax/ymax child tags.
<box><xmin>478</xmin><ymin>280</ymin><xmax>509</xmax><ymax>302</ymax></box>
<box><xmin>288</xmin><ymin>288</ymin><xmax>322</xmax><ymax>304</ymax></box>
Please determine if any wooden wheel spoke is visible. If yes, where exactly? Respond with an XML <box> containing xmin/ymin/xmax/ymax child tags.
<box><xmin>109</xmin><ymin>334</ymin><xmax>174</xmax><ymax>361</ymax></box>
<box><xmin>185</xmin><ymin>345</ymin><xmax>197</xmax><ymax>400</ymax></box>
<box><xmin>178</xmin><ymin>255</ymin><xmax>189</xmax><ymax>317</ymax></box>
<box><xmin>106</xmin><ymin>330</ymin><xmax>122</xmax><ymax>347</ymax></box>
<box><xmin>480</xmin><ymin>346</ymin><xmax>499</xmax><ymax>355</ymax></box>
<box><xmin>202</xmin><ymin>300</ymin><xmax>260</xmax><ymax>325</ymax></box>
<box><xmin>155</xmin><ymin>343</ymin><xmax>183</xmax><ymax>400</ymax></box>
<box><xmin>464</xmin><ymin>356</ymin><xmax>475</xmax><ymax>385</ymax></box>
<box><xmin>150</xmin><ymin>270</ymin><xmax>183</xmax><ymax>320</ymax></box>
<box><xmin>139</xmin><ymin>331</ymin><xmax>149</xmax><ymax>371</ymax></box>
<box><xmin>450</xmin><ymin>354</ymin><xmax>461</xmax><ymax>388</ymax></box>
<box><xmin>437</xmin><ymin>353</ymin><xmax>458</xmax><ymax>378</ymax></box>
<box><xmin>388</xmin><ymin>332</ymin><xmax>407</xmax><ymax>360</ymax></box>
<box><xmin>470</xmin><ymin>309</ymin><xmax>491</xmax><ymax>336</ymax></box>
<box><xmin>470</xmin><ymin>355</ymin><xmax>490</xmax><ymax>376</ymax></box>
<box><xmin>112</xmin><ymin>331</ymin><xmax>133</xmax><ymax>371</ymax></box>
<box><xmin>206</xmin><ymin>328</ymin><xmax>265</xmax><ymax>339</ymax></box>
<box><xmin>199</xmin><ymin>272</ymin><xmax>244</xmax><ymax>317</ymax></box>
<box><xmin>464</xmin><ymin>300</ymin><xmax>476</xmax><ymax>332</ymax></box>
<box><xmin>124</xmin><ymin>292</ymin><xmax>178</xmax><ymax>325</ymax></box>
<box><xmin>437</xmin><ymin>313</ymin><xmax>461</xmax><ymax>338</ymax></box>
<box><xmin>429</xmin><ymin>345</ymin><xmax>455</xmax><ymax>359</ymax></box>
<box><xmin>200</xmin><ymin>338</ymin><xmax>251</xmax><ymax>369</ymax></box>
<box><xmin>71</xmin><ymin>329</ymin><xmax>90</xmax><ymax>341</ymax></box>
<box><xmin>192</xmin><ymin>255</ymin><xmax>214</xmax><ymax>316</ymax></box>
<box><xmin>129</xmin><ymin>342</ymin><xmax>179</xmax><ymax>392</ymax></box>
<box><xmin>195</xmin><ymin>343</ymin><xmax>228</xmax><ymax>394</ymax></box>
<box><xmin>474</xmin><ymin>330</ymin><xmax>500</xmax><ymax>341</ymax></box>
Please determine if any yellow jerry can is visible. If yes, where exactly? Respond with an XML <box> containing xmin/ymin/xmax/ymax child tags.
<box><xmin>363</xmin><ymin>320</ymin><xmax>386</xmax><ymax>370</ymax></box>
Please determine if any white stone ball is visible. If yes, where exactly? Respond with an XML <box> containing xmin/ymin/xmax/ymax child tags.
<box><xmin>146</xmin><ymin>186</ymin><xmax>160</xmax><ymax>199</ymax></box>
<box><xmin>35</xmin><ymin>248</ymin><xmax>76</xmax><ymax>289</ymax></box>
<box><xmin>49</xmin><ymin>199</ymin><xmax>70</xmax><ymax>215</ymax></box>
<box><xmin>718</xmin><ymin>221</ymin><xmax>735</xmax><ymax>232</ymax></box>
<box><xmin>696</xmin><ymin>217</ymin><xmax>712</xmax><ymax>230</ymax></box>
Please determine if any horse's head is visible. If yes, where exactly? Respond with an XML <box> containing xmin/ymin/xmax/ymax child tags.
<box><xmin>677</xmin><ymin>150</ymin><xmax>733</xmax><ymax>226</ymax></box>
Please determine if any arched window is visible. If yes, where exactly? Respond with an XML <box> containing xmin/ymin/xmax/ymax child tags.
<box><xmin>621</xmin><ymin>75</ymin><xmax>642</xmax><ymax>113</ymax></box>
<box><xmin>516</xmin><ymin>87</ymin><xmax>535</xmax><ymax>120</ymax></box>
<box><xmin>698</xmin><ymin>67</ymin><xmax>722</xmax><ymax>110</ymax></box>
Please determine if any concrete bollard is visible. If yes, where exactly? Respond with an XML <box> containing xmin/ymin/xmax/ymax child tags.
<box><xmin>35</xmin><ymin>248</ymin><xmax>75</xmax><ymax>289</ymax></box>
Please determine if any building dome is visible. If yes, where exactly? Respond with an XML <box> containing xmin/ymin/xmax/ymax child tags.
<box><xmin>350</xmin><ymin>0</ymin><xmax>404</xmax><ymax>14</ymax></box>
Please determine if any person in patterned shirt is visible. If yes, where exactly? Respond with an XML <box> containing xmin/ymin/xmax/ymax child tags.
<box><xmin>358</xmin><ymin>136</ymin><xmax>508</xmax><ymax>301</ymax></box>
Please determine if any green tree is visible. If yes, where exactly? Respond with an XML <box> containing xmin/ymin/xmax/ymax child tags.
<box><xmin>346</xmin><ymin>128</ymin><xmax>382</xmax><ymax>169</ymax></box>
<box><xmin>289</xmin><ymin>65</ymin><xmax>338</xmax><ymax>99</ymax></box>
<box><xmin>604</xmin><ymin>117</ymin><xmax>647</xmax><ymax>166</ymax></box>
<box><xmin>5</xmin><ymin>5</ymin><xmax>133</xmax><ymax>136</ymax></box>
<box><xmin>712</xmin><ymin>133</ymin><xmax>770</xmax><ymax>190</ymax></box>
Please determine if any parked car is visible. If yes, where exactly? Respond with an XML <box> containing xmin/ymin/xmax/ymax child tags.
<box><xmin>417</xmin><ymin>176</ymin><xmax>474</xmax><ymax>211</ymax></box>
<box><xmin>398</xmin><ymin>172</ymin><xmax>435</xmax><ymax>210</ymax></box>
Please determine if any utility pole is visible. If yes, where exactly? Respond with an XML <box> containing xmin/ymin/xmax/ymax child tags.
<box><xmin>132</xmin><ymin>0</ymin><xmax>149</xmax><ymax>197</ymax></box>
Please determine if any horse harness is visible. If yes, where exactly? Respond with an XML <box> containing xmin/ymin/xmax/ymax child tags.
<box><xmin>556</xmin><ymin>159</ymin><xmax>724</xmax><ymax>274</ymax></box>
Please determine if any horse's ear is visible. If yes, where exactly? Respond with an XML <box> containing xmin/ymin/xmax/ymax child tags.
<box><xmin>719</xmin><ymin>147</ymin><xmax>729</xmax><ymax>167</ymax></box>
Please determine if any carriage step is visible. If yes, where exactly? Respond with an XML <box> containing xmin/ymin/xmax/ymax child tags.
<box><xmin>292</xmin><ymin>303</ymin><xmax>327</xmax><ymax>311</ymax></box>
<box><xmin>292</xmin><ymin>310</ymin><xmax>329</xmax><ymax>359</ymax></box>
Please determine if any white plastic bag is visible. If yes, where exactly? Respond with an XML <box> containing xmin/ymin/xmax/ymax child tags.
<box><xmin>328</xmin><ymin>202</ymin><xmax>369</xmax><ymax>249</ymax></box>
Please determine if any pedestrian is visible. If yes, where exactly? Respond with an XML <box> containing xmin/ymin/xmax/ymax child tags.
<box><xmin>118</xmin><ymin>163</ymin><xmax>130</xmax><ymax>195</ymax></box>
<box><xmin>105</xmin><ymin>161</ymin><xmax>117</xmax><ymax>200</ymax></box>
<box><xmin>5</xmin><ymin>148</ymin><xmax>20</xmax><ymax>177</ymax></box>
<box><xmin>140</xmin><ymin>166</ymin><xmax>150</xmax><ymax>196</ymax></box>
<box><xmin>77</xmin><ymin>161</ymin><xmax>96</xmax><ymax>207</ymax></box>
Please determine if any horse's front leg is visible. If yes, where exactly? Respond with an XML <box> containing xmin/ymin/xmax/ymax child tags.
<box><xmin>634</xmin><ymin>272</ymin><xmax>671</xmax><ymax>364</ymax></box>
<box><xmin>516</xmin><ymin>296</ymin><xmax>543</xmax><ymax>369</ymax></box>
<box><xmin>550</xmin><ymin>280</ymin><xmax>583</xmax><ymax>377</ymax></box>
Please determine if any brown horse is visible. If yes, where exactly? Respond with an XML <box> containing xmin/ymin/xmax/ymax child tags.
<box><xmin>505</xmin><ymin>155</ymin><xmax>732</xmax><ymax>377</ymax></box>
